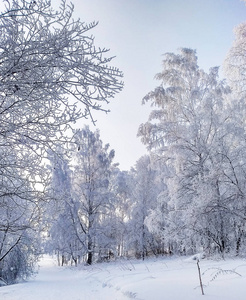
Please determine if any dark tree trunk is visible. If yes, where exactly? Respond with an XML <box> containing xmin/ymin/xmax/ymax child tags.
<box><xmin>87</xmin><ymin>235</ymin><xmax>93</xmax><ymax>265</ymax></box>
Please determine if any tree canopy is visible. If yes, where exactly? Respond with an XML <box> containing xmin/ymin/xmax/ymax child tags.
<box><xmin>0</xmin><ymin>0</ymin><xmax>123</xmax><ymax>284</ymax></box>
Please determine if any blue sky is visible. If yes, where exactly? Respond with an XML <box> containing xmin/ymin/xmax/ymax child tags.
<box><xmin>54</xmin><ymin>1</ymin><xmax>246</xmax><ymax>169</ymax></box>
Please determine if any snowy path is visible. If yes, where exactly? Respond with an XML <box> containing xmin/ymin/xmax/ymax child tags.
<box><xmin>0</xmin><ymin>256</ymin><xmax>127</xmax><ymax>300</ymax></box>
<box><xmin>1</xmin><ymin>255</ymin><xmax>246</xmax><ymax>299</ymax></box>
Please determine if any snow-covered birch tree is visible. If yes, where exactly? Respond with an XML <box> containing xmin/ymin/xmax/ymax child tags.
<box><xmin>128</xmin><ymin>155</ymin><xmax>159</xmax><ymax>259</ymax></box>
<box><xmin>45</xmin><ymin>148</ymin><xmax>80</xmax><ymax>266</ymax></box>
<box><xmin>224</xmin><ymin>7</ymin><xmax>246</xmax><ymax>96</ymax></box>
<box><xmin>0</xmin><ymin>0</ymin><xmax>122</xmax><ymax>283</ymax></box>
<box><xmin>109</xmin><ymin>168</ymin><xmax>133</xmax><ymax>257</ymax></box>
<box><xmin>71</xmin><ymin>126</ymin><xmax>116</xmax><ymax>265</ymax></box>
<box><xmin>138</xmin><ymin>48</ymin><xmax>245</xmax><ymax>256</ymax></box>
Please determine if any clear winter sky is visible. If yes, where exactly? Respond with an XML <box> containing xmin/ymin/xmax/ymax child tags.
<box><xmin>57</xmin><ymin>1</ymin><xmax>246</xmax><ymax>170</ymax></box>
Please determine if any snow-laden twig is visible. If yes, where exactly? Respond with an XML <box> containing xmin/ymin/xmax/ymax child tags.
<box><xmin>207</xmin><ymin>267</ymin><xmax>242</xmax><ymax>283</ymax></box>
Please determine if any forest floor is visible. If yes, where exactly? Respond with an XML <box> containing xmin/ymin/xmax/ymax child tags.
<box><xmin>0</xmin><ymin>254</ymin><xmax>246</xmax><ymax>299</ymax></box>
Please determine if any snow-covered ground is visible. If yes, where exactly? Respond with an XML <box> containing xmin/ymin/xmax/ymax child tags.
<box><xmin>1</xmin><ymin>255</ymin><xmax>246</xmax><ymax>300</ymax></box>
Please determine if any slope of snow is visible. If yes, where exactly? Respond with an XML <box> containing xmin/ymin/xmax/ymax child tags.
<box><xmin>0</xmin><ymin>255</ymin><xmax>246</xmax><ymax>300</ymax></box>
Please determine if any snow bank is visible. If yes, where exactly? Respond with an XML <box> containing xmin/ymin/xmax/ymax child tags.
<box><xmin>0</xmin><ymin>255</ymin><xmax>246</xmax><ymax>299</ymax></box>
